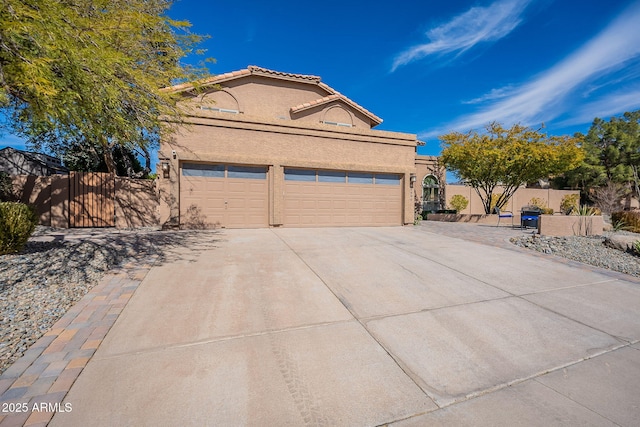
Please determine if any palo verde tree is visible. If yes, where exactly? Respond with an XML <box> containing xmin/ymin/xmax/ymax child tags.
<box><xmin>0</xmin><ymin>0</ymin><xmax>212</xmax><ymax>175</ymax></box>
<box><xmin>440</xmin><ymin>122</ymin><xmax>584</xmax><ymax>214</ymax></box>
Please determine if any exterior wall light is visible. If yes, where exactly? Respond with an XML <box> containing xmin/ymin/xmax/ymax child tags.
<box><xmin>161</xmin><ymin>162</ymin><xmax>170</xmax><ymax>179</ymax></box>
<box><xmin>409</xmin><ymin>173</ymin><xmax>417</xmax><ymax>188</ymax></box>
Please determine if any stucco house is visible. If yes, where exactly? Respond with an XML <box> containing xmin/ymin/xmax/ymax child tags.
<box><xmin>158</xmin><ymin>65</ymin><xmax>441</xmax><ymax>228</ymax></box>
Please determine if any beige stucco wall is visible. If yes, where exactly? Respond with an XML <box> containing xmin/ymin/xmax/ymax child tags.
<box><xmin>11</xmin><ymin>175</ymin><xmax>52</xmax><ymax>225</ymax></box>
<box><xmin>538</xmin><ymin>215</ymin><xmax>604</xmax><ymax>236</ymax></box>
<box><xmin>191</xmin><ymin>76</ymin><xmax>372</xmax><ymax>129</ymax></box>
<box><xmin>49</xmin><ymin>175</ymin><xmax>69</xmax><ymax>228</ymax></box>
<box><xmin>444</xmin><ymin>184</ymin><xmax>580</xmax><ymax>215</ymax></box>
<box><xmin>10</xmin><ymin>175</ymin><xmax>159</xmax><ymax>229</ymax></box>
<box><xmin>160</xmin><ymin>113</ymin><xmax>417</xmax><ymax>227</ymax></box>
<box><xmin>114</xmin><ymin>178</ymin><xmax>160</xmax><ymax>228</ymax></box>
<box><xmin>11</xmin><ymin>175</ymin><xmax>71</xmax><ymax>228</ymax></box>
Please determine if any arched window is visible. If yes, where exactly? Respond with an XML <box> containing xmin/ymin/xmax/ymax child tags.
<box><xmin>422</xmin><ymin>175</ymin><xmax>440</xmax><ymax>212</ymax></box>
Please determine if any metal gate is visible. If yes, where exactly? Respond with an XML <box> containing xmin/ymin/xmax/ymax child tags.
<box><xmin>69</xmin><ymin>172</ymin><xmax>115</xmax><ymax>228</ymax></box>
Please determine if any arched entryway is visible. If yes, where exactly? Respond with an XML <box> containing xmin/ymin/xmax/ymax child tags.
<box><xmin>422</xmin><ymin>175</ymin><xmax>440</xmax><ymax>212</ymax></box>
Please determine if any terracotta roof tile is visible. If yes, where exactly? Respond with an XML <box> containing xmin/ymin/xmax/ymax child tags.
<box><xmin>247</xmin><ymin>65</ymin><xmax>321</xmax><ymax>82</ymax></box>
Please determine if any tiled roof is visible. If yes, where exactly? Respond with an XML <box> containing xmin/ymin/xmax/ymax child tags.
<box><xmin>247</xmin><ymin>65</ymin><xmax>321</xmax><ymax>83</ymax></box>
<box><xmin>166</xmin><ymin>65</ymin><xmax>383</xmax><ymax>126</ymax></box>
<box><xmin>166</xmin><ymin>66</ymin><xmax>320</xmax><ymax>92</ymax></box>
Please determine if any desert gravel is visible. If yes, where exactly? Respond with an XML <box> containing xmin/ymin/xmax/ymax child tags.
<box><xmin>510</xmin><ymin>232</ymin><xmax>640</xmax><ymax>277</ymax></box>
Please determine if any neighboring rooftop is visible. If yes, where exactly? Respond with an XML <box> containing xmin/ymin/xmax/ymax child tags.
<box><xmin>0</xmin><ymin>146</ymin><xmax>68</xmax><ymax>176</ymax></box>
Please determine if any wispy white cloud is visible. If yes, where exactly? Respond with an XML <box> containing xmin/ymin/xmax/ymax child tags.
<box><xmin>462</xmin><ymin>86</ymin><xmax>515</xmax><ymax>104</ymax></box>
<box><xmin>421</xmin><ymin>0</ymin><xmax>640</xmax><ymax>139</ymax></box>
<box><xmin>392</xmin><ymin>0</ymin><xmax>532</xmax><ymax>71</ymax></box>
<box><xmin>560</xmin><ymin>87</ymin><xmax>640</xmax><ymax>127</ymax></box>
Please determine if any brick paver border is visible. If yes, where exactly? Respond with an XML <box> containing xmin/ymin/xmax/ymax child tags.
<box><xmin>0</xmin><ymin>256</ymin><xmax>157</xmax><ymax>427</ymax></box>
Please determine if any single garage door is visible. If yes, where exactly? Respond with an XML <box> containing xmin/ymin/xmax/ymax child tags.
<box><xmin>180</xmin><ymin>163</ymin><xmax>268</xmax><ymax>228</ymax></box>
<box><xmin>284</xmin><ymin>168</ymin><xmax>402</xmax><ymax>227</ymax></box>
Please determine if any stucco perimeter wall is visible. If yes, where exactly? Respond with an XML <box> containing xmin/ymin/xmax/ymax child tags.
<box><xmin>10</xmin><ymin>175</ymin><xmax>159</xmax><ymax>228</ymax></box>
<box><xmin>427</xmin><ymin>213</ymin><xmax>523</xmax><ymax>225</ymax></box>
<box><xmin>160</xmin><ymin>114</ymin><xmax>417</xmax><ymax>226</ymax></box>
<box><xmin>538</xmin><ymin>215</ymin><xmax>604</xmax><ymax>236</ymax></box>
<box><xmin>11</xmin><ymin>175</ymin><xmax>53</xmax><ymax>226</ymax></box>
<box><xmin>445</xmin><ymin>185</ymin><xmax>579</xmax><ymax>214</ymax></box>
<box><xmin>114</xmin><ymin>178</ymin><xmax>160</xmax><ymax>228</ymax></box>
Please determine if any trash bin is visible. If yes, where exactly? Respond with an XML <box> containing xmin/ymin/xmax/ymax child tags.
<box><xmin>520</xmin><ymin>206</ymin><xmax>542</xmax><ymax>229</ymax></box>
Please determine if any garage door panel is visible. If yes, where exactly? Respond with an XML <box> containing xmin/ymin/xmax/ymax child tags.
<box><xmin>284</xmin><ymin>170</ymin><xmax>401</xmax><ymax>227</ymax></box>
<box><xmin>300</xmin><ymin>200</ymin><xmax>317</xmax><ymax>209</ymax></box>
<box><xmin>317</xmin><ymin>185</ymin><xmax>334</xmax><ymax>195</ymax></box>
<box><xmin>332</xmin><ymin>200</ymin><xmax>347</xmax><ymax>209</ymax></box>
<box><xmin>180</xmin><ymin>164</ymin><xmax>268</xmax><ymax>229</ymax></box>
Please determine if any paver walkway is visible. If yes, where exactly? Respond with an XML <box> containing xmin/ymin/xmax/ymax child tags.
<box><xmin>1</xmin><ymin>224</ymin><xmax>639</xmax><ymax>426</ymax></box>
<box><xmin>0</xmin><ymin>259</ymin><xmax>156</xmax><ymax>427</ymax></box>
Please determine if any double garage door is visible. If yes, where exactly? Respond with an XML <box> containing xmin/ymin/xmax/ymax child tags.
<box><xmin>180</xmin><ymin>163</ymin><xmax>403</xmax><ymax>228</ymax></box>
<box><xmin>283</xmin><ymin>168</ymin><xmax>402</xmax><ymax>227</ymax></box>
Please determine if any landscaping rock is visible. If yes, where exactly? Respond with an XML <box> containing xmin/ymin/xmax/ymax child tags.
<box><xmin>510</xmin><ymin>231</ymin><xmax>640</xmax><ymax>277</ymax></box>
<box><xmin>603</xmin><ymin>234</ymin><xmax>639</xmax><ymax>253</ymax></box>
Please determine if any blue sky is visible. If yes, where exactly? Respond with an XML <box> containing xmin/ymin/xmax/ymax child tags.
<box><xmin>3</xmin><ymin>0</ymin><xmax>640</xmax><ymax>160</ymax></box>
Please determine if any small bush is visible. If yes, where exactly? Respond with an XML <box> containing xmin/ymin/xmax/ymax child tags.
<box><xmin>611</xmin><ymin>211</ymin><xmax>640</xmax><ymax>233</ymax></box>
<box><xmin>449</xmin><ymin>195</ymin><xmax>469</xmax><ymax>213</ymax></box>
<box><xmin>528</xmin><ymin>197</ymin><xmax>553</xmax><ymax>214</ymax></box>
<box><xmin>560</xmin><ymin>194</ymin><xmax>579</xmax><ymax>215</ymax></box>
<box><xmin>0</xmin><ymin>202</ymin><xmax>38</xmax><ymax>255</ymax></box>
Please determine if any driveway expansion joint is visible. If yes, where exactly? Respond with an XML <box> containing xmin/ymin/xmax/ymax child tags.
<box><xmin>93</xmin><ymin>318</ymin><xmax>358</xmax><ymax>361</ymax></box>
<box><xmin>271</xmin><ymin>229</ymin><xmax>439</xmax><ymax>407</ymax></box>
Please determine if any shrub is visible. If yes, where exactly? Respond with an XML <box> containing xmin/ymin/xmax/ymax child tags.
<box><xmin>528</xmin><ymin>197</ymin><xmax>553</xmax><ymax>214</ymax></box>
<box><xmin>560</xmin><ymin>194</ymin><xmax>579</xmax><ymax>215</ymax></box>
<box><xmin>592</xmin><ymin>181</ymin><xmax>627</xmax><ymax>214</ymax></box>
<box><xmin>0</xmin><ymin>202</ymin><xmax>38</xmax><ymax>255</ymax></box>
<box><xmin>448</xmin><ymin>195</ymin><xmax>469</xmax><ymax>213</ymax></box>
<box><xmin>611</xmin><ymin>211</ymin><xmax>640</xmax><ymax>233</ymax></box>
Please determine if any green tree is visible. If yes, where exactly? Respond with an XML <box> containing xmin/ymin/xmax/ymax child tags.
<box><xmin>61</xmin><ymin>142</ymin><xmax>145</xmax><ymax>177</ymax></box>
<box><xmin>0</xmin><ymin>0</ymin><xmax>211</xmax><ymax>173</ymax></box>
<box><xmin>440</xmin><ymin>122</ymin><xmax>584</xmax><ymax>214</ymax></box>
<box><xmin>564</xmin><ymin>111</ymin><xmax>640</xmax><ymax>201</ymax></box>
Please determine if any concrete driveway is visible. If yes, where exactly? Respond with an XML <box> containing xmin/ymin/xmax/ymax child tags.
<box><xmin>51</xmin><ymin>226</ymin><xmax>640</xmax><ymax>426</ymax></box>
